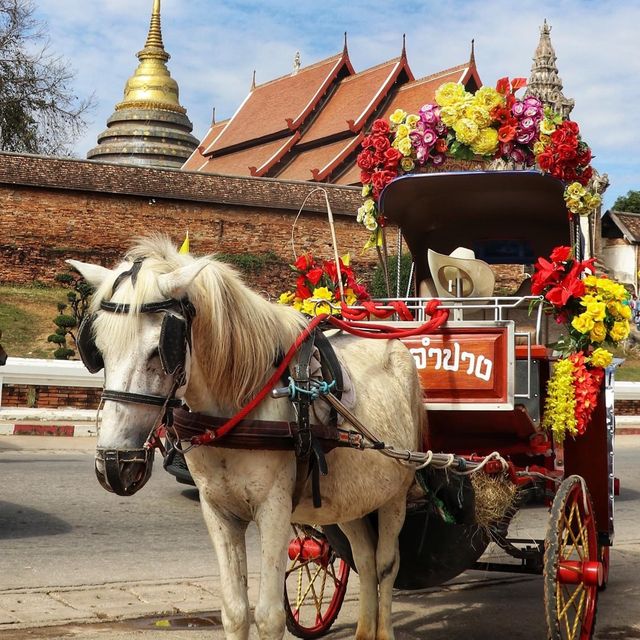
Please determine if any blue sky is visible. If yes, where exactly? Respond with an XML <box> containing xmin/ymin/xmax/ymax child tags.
<box><xmin>34</xmin><ymin>0</ymin><xmax>640</xmax><ymax>209</ymax></box>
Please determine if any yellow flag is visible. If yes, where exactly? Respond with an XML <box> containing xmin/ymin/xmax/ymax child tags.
<box><xmin>178</xmin><ymin>231</ymin><xmax>190</xmax><ymax>254</ymax></box>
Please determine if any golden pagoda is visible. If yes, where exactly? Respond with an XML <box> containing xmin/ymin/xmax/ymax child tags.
<box><xmin>87</xmin><ymin>0</ymin><xmax>198</xmax><ymax>168</ymax></box>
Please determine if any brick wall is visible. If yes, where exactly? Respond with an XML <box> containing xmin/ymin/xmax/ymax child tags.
<box><xmin>0</xmin><ymin>153</ymin><xmax>376</xmax><ymax>294</ymax></box>
<box><xmin>1</xmin><ymin>385</ymin><xmax>101</xmax><ymax>409</ymax></box>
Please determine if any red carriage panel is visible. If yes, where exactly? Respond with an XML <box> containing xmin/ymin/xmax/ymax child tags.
<box><xmin>401</xmin><ymin>322</ymin><xmax>515</xmax><ymax>411</ymax></box>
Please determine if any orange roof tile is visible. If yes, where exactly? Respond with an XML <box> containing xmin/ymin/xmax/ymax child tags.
<box><xmin>276</xmin><ymin>135</ymin><xmax>362</xmax><ymax>182</ymax></box>
<box><xmin>197</xmin><ymin>134</ymin><xmax>298</xmax><ymax>177</ymax></box>
<box><xmin>298</xmin><ymin>57</ymin><xmax>412</xmax><ymax>145</ymax></box>
<box><xmin>203</xmin><ymin>52</ymin><xmax>352</xmax><ymax>155</ymax></box>
<box><xmin>182</xmin><ymin>120</ymin><xmax>229</xmax><ymax>170</ymax></box>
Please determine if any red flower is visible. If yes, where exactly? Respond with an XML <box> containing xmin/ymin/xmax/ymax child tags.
<box><xmin>306</xmin><ymin>267</ymin><xmax>324</xmax><ymax>286</ymax></box>
<box><xmin>360</xmin><ymin>170</ymin><xmax>372</xmax><ymax>184</ymax></box>
<box><xmin>498</xmin><ymin>124</ymin><xmax>517</xmax><ymax>143</ymax></box>
<box><xmin>372</xmin><ymin>135</ymin><xmax>390</xmax><ymax>153</ymax></box>
<box><xmin>496</xmin><ymin>77</ymin><xmax>510</xmax><ymax>95</ymax></box>
<box><xmin>371</xmin><ymin>119</ymin><xmax>390</xmax><ymax>135</ymax></box>
<box><xmin>384</xmin><ymin>147</ymin><xmax>403</xmax><ymax>168</ymax></box>
<box><xmin>294</xmin><ymin>254</ymin><xmax>313</xmax><ymax>271</ymax></box>
<box><xmin>435</xmin><ymin>138</ymin><xmax>448</xmax><ymax>153</ymax></box>
<box><xmin>296</xmin><ymin>275</ymin><xmax>312</xmax><ymax>300</ymax></box>
<box><xmin>357</xmin><ymin>149</ymin><xmax>376</xmax><ymax>171</ymax></box>
<box><xmin>550</xmin><ymin>246</ymin><xmax>572</xmax><ymax>262</ymax></box>
<box><xmin>371</xmin><ymin>169</ymin><xmax>397</xmax><ymax>196</ymax></box>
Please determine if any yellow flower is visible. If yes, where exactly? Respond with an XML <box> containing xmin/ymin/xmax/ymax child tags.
<box><xmin>584</xmin><ymin>299</ymin><xmax>606</xmax><ymax>321</ymax></box>
<box><xmin>472</xmin><ymin>86</ymin><xmax>503</xmax><ymax>111</ymax></box>
<box><xmin>566</xmin><ymin>182</ymin><xmax>586</xmax><ymax>198</ymax></box>
<box><xmin>343</xmin><ymin>288</ymin><xmax>358</xmax><ymax>306</ymax></box>
<box><xmin>362</xmin><ymin>198</ymin><xmax>376</xmax><ymax>214</ymax></box>
<box><xmin>434</xmin><ymin>82</ymin><xmax>468</xmax><ymax>107</ymax></box>
<box><xmin>361</xmin><ymin>184</ymin><xmax>372</xmax><ymax>197</ymax></box>
<box><xmin>470</xmin><ymin>127</ymin><xmax>499</xmax><ymax>156</ymax></box>
<box><xmin>465</xmin><ymin>104</ymin><xmax>492</xmax><ymax>129</ymax></box>
<box><xmin>571</xmin><ymin>313</ymin><xmax>595</xmax><ymax>334</ymax></box>
<box><xmin>539</xmin><ymin>119</ymin><xmax>556</xmax><ymax>135</ymax></box>
<box><xmin>542</xmin><ymin>357</ymin><xmax>577</xmax><ymax>443</ymax></box>
<box><xmin>453</xmin><ymin>118</ymin><xmax>479</xmax><ymax>145</ymax></box>
<box><xmin>312</xmin><ymin>287</ymin><xmax>333</xmax><ymax>300</ymax></box>
<box><xmin>583</xmin><ymin>275</ymin><xmax>598</xmax><ymax>289</ymax></box>
<box><xmin>278</xmin><ymin>291</ymin><xmax>295</xmax><ymax>305</ymax></box>
<box><xmin>395</xmin><ymin>123</ymin><xmax>410</xmax><ymax>140</ymax></box>
<box><xmin>389</xmin><ymin>109</ymin><xmax>407</xmax><ymax>125</ymax></box>
<box><xmin>439</xmin><ymin>105</ymin><xmax>460</xmax><ymax>127</ymax></box>
<box><xmin>589</xmin><ymin>321</ymin><xmax>607</xmax><ymax>343</ymax></box>
<box><xmin>363</xmin><ymin>213</ymin><xmax>378</xmax><ymax>232</ymax></box>
<box><xmin>590</xmin><ymin>348</ymin><xmax>613</xmax><ymax>368</ymax></box>
<box><xmin>610</xmin><ymin>320</ymin><xmax>630</xmax><ymax>342</ymax></box>
<box><xmin>405</xmin><ymin>114</ymin><xmax>420</xmax><ymax>127</ymax></box>
<box><xmin>396</xmin><ymin>135</ymin><xmax>413</xmax><ymax>156</ymax></box>
<box><xmin>292</xmin><ymin>298</ymin><xmax>303</xmax><ymax>311</ymax></box>
<box><xmin>533</xmin><ymin>140</ymin><xmax>547</xmax><ymax>156</ymax></box>
<box><xmin>400</xmin><ymin>156</ymin><xmax>415</xmax><ymax>172</ymax></box>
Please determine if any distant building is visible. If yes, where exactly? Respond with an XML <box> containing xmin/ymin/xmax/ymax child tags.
<box><xmin>183</xmin><ymin>37</ymin><xmax>481</xmax><ymax>183</ymax></box>
<box><xmin>601</xmin><ymin>211</ymin><xmax>640</xmax><ymax>292</ymax></box>
<box><xmin>87</xmin><ymin>0</ymin><xmax>198</xmax><ymax>169</ymax></box>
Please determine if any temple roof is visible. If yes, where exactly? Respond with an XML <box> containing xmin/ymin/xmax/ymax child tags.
<box><xmin>186</xmin><ymin>42</ymin><xmax>480</xmax><ymax>185</ymax></box>
<box><xmin>87</xmin><ymin>0</ymin><xmax>198</xmax><ymax>169</ymax></box>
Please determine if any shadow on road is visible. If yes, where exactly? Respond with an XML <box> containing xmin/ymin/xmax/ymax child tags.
<box><xmin>0</xmin><ymin>501</ymin><xmax>72</xmax><ymax>539</ymax></box>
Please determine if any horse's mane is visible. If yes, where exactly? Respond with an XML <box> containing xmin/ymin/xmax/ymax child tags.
<box><xmin>91</xmin><ymin>234</ymin><xmax>307</xmax><ymax>409</ymax></box>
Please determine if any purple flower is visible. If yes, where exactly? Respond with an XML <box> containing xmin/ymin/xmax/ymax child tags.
<box><xmin>435</xmin><ymin>121</ymin><xmax>447</xmax><ymax>136</ymax></box>
<box><xmin>422</xmin><ymin>129</ymin><xmax>436</xmax><ymax>146</ymax></box>
<box><xmin>500</xmin><ymin>141</ymin><xmax>514</xmax><ymax>155</ymax></box>
<box><xmin>510</xmin><ymin>147</ymin><xmax>527</xmax><ymax>163</ymax></box>
<box><xmin>523</xmin><ymin>96</ymin><xmax>542</xmax><ymax>110</ymax></box>
<box><xmin>415</xmin><ymin>146</ymin><xmax>428</xmax><ymax>164</ymax></box>
<box><xmin>432</xmin><ymin>153</ymin><xmax>446</xmax><ymax>166</ymax></box>
<box><xmin>520</xmin><ymin>117</ymin><xmax>536</xmax><ymax>132</ymax></box>
<box><xmin>524</xmin><ymin>105</ymin><xmax>542</xmax><ymax>118</ymax></box>
<box><xmin>512</xmin><ymin>101</ymin><xmax>525</xmax><ymax>117</ymax></box>
<box><xmin>516</xmin><ymin>129</ymin><xmax>536</xmax><ymax>145</ymax></box>
<box><xmin>419</xmin><ymin>104</ymin><xmax>439</xmax><ymax>124</ymax></box>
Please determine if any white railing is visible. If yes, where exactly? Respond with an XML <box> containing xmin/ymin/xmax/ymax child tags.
<box><xmin>0</xmin><ymin>357</ymin><xmax>103</xmax><ymax>407</ymax></box>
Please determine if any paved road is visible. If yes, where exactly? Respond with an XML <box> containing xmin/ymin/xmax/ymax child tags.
<box><xmin>1</xmin><ymin>434</ymin><xmax>639</xmax><ymax>639</ymax></box>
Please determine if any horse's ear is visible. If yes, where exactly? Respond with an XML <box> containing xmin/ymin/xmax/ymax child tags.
<box><xmin>66</xmin><ymin>260</ymin><xmax>112</xmax><ymax>287</ymax></box>
<box><xmin>157</xmin><ymin>259</ymin><xmax>209</xmax><ymax>300</ymax></box>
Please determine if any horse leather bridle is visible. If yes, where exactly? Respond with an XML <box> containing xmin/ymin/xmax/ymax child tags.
<box><xmin>78</xmin><ymin>259</ymin><xmax>195</xmax><ymax>496</ymax></box>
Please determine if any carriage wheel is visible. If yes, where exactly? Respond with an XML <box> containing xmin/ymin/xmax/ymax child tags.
<box><xmin>284</xmin><ymin>525</ymin><xmax>350</xmax><ymax>639</ymax></box>
<box><xmin>544</xmin><ymin>475</ymin><xmax>601</xmax><ymax>640</ymax></box>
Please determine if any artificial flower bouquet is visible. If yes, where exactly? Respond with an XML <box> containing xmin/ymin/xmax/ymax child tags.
<box><xmin>531</xmin><ymin>246</ymin><xmax>631</xmax><ymax>442</ymax></box>
<box><xmin>356</xmin><ymin>76</ymin><xmax>601</xmax><ymax>243</ymax></box>
<box><xmin>278</xmin><ymin>254</ymin><xmax>370</xmax><ymax>317</ymax></box>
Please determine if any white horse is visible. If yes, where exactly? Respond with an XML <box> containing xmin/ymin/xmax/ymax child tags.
<box><xmin>69</xmin><ymin>235</ymin><xmax>426</xmax><ymax>640</ymax></box>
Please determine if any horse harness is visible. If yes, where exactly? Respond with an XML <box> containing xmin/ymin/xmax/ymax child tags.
<box><xmin>78</xmin><ymin>258</ymin><xmax>356</xmax><ymax>505</ymax></box>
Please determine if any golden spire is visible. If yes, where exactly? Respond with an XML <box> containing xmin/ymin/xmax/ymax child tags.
<box><xmin>116</xmin><ymin>0</ymin><xmax>184</xmax><ymax>114</ymax></box>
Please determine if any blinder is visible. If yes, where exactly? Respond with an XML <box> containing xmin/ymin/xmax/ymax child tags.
<box><xmin>76</xmin><ymin>304</ymin><xmax>191</xmax><ymax>376</ymax></box>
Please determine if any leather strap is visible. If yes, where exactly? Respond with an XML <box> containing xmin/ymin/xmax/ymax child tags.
<box><xmin>101</xmin><ymin>389</ymin><xmax>183</xmax><ymax>408</ymax></box>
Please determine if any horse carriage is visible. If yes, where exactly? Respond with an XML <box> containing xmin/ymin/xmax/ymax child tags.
<box><xmin>70</xmin><ymin>169</ymin><xmax>619</xmax><ymax>640</ymax></box>
<box><xmin>281</xmin><ymin>170</ymin><xmax>617</xmax><ymax>640</ymax></box>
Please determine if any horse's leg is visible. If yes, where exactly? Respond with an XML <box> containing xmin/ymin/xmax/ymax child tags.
<box><xmin>339</xmin><ymin>518</ymin><xmax>378</xmax><ymax>640</ymax></box>
<box><xmin>253</xmin><ymin>495</ymin><xmax>292</xmax><ymax>640</ymax></box>
<box><xmin>374</xmin><ymin>492</ymin><xmax>407</xmax><ymax>640</ymax></box>
<box><xmin>199</xmin><ymin>497</ymin><xmax>250</xmax><ymax>640</ymax></box>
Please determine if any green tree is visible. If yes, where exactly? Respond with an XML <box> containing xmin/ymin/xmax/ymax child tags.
<box><xmin>0</xmin><ymin>0</ymin><xmax>94</xmax><ymax>154</ymax></box>
<box><xmin>613</xmin><ymin>190</ymin><xmax>640</xmax><ymax>213</ymax></box>
<box><xmin>370</xmin><ymin>253</ymin><xmax>414</xmax><ymax>299</ymax></box>
<box><xmin>48</xmin><ymin>269</ymin><xmax>93</xmax><ymax>360</ymax></box>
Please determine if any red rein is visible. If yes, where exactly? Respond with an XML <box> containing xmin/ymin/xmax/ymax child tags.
<box><xmin>191</xmin><ymin>299</ymin><xmax>448</xmax><ymax>446</ymax></box>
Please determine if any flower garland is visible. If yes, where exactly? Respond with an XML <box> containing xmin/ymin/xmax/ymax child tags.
<box><xmin>278</xmin><ymin>253</ymin><xmax>370</xmax><ymax>316</ymax></box>
<box><xmin>356</xmin><ymin>76</ymin><xmax>601</xmax><ymax>243</ymax></box>
<box><xmin>532</xmin><ymin>246</ymin><xmax>630</xmax><ymax>442</ymax></box>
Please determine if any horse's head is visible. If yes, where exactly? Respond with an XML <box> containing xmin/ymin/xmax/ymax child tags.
<box><xmin>69</xmin><ymin>251</ymin><xmax>209</xmax><ymax>497</ymax></box>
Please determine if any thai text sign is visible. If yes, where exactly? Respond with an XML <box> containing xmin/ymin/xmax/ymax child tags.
<box><xmin>401</xmin><ymin>325</ymin><xmax>512</xmax><ymax>409</ymax></box>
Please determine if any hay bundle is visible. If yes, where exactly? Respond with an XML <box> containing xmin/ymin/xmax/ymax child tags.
<box><xmin>471</xmin><ymin>473</ymin><xmax>517</xmax><ymax>530</ymax></box>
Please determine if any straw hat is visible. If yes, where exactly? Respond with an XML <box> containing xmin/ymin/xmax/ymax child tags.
<box><xmin>427</xmin><ymin>247</ymin><xmax>495</xmax><ymax>298</ymax></box>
